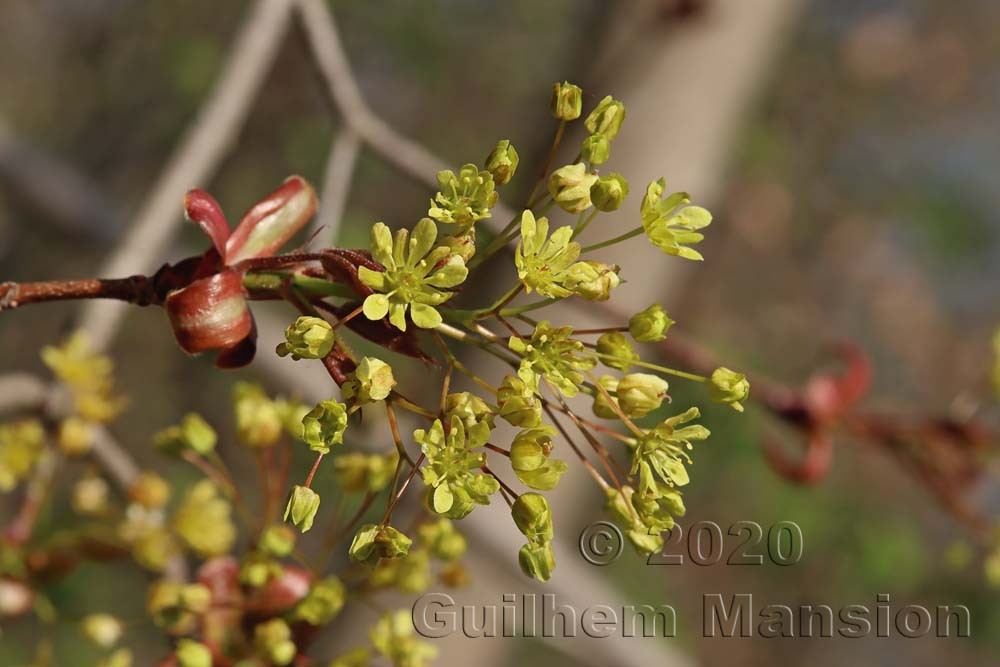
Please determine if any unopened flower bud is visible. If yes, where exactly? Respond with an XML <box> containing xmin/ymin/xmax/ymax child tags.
<box><xmin>550</xmin><ymin>81</ymin><xmax>583</xmax><ymax>120</ymax></box>
<box><xmin>497</xmin><ymin>375</ymin><xmax>542</xmax><ymax>427</ymax></box>
<box><xmin>444</xmin><ymin>392</ymin><xmax>495</xmax><ymax>430</ymax></box>
<box><xmin>129</xmin><ymin>472</ymin><xmax>170</xmax><ymax>509</ymax></box>
<box><xmin>349</xmin><ymin>523</ymin><xmax>412</xmax><ymax>567</ymax></box>
<box><xmin>276</xmin><ymin>316</ymin><xmax>335</xmax><ymax>360</ymax></box>
<box><xmin>72</xmin><ymin>475</ymin><xmax>109</xmax><ymax>516</ymax></box>
<box><xmin>343</xmin><ymin>357</ymin><xmax>396</xmax><ymax>404</ymax></box>
<box><xmin>419</xmin><ymin>520</ymin><xmax>467</xmax><ymax>561</ymax></box>
<box><xmin>439</xmin><ymin>231</ymin><xmax>477</xmax><ymax>264</ymax></box>
<box><xmin>82</xmin><ymin>614</ymin><xmax>122</xmax><ymax>648</ymax></box>
<box><xmin>510</xmin><ymin>428</ymin><xmax>553</xmax><ymax>472</ymax></box>
<box><xmin>629</xmin><ymin>304</ymin><xmax>674</xmax><ymax>343</ymax></box>
<box><xmin>617</xmin><ymin>373</ymin><xmax>669</xmax><ymax>418</ymax></box>
<box><xmin>58</xmin><ymin>417</ymin><xmax>93</xmax><ymax>456</ymax></box>
<box><xmin>592</xmin><ymin>375</ymin><xmax>620</xmax><ymax>420</ymax></box>
<box><xmin>484</xmin><ymin>139</ymin><xmax>519</xmax><ymax>185</ymax></box>
<box><xmin>511</xmin><ymin>492</ymin><xmax>554</xmax><ymax>543</ymax></box>
<box><xmin>154</xmin><ymin>413</ymin><xmax>217</xmax><ymax>457</ymax></box>
<box><xmin>590</xmin><ymin>173</ymin><xmax>629</xmax><ymax>212</ymax></box>
<box><xmin>581</xmin><ymin>133</ymin><xmax>611</xmax><ymax>165</ymax></box>
<box><xmin>294</xmin><ymin>576</ymin><xmax>345</xmax><ymax>625</ymax></box>
<box><xmin>596</xmin><ymin>332</ymin><xmax>638</xmax><ymax>371</ymax></box>
<box><xmin>584</xmin><ymin>95</ymin><xmax>626</xmax><ymax>140</ymax></box>
<box><xmin>301</xmin><ymin>399</ymin><xmax>348</xmax><ymax>454</ymax></box>
<box><xmin>260</xmin><ymin>524</ymin><xmax>296</xmax><ymax>557</ymax></box>
<box><xmin>176</xmin><ymin>639</ymin><xmax>212</xmax><ymax>667</ymax></box>
<box><xmin>284</xmin><ymin>485</ymin><xmax>321</xmax><ymax>533</ymax></box>
<box><xmin>708</xmin><ymin>367</ymin><xmax>750</xmax><ymax>412</ymax></box>
<box><xmin>566</xmin><ymin>261</ymin><xmax>621</xmax><ymax>302</ymax></box>
<box><xmin>254</xmin><ymin>619</ymin><xmax>296</xmax><ymax>666</ymax></box>
<box><xmin>234</xmin><ymin>382</ymin><xmax>283</xmax><ymax>448</ymax></box>
<box><xmin>518</xmin><ymin>541</ymin><xmax>556</xmax><ymax>582</ymax></box>
<box><xmin>548</xmin><ymin>163</ymin><xmax>598</xmax><ymax>213</ymax></box>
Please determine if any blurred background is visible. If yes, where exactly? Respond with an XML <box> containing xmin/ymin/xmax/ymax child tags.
<box><xmin>1</xmin><ymin>0</ymin><xmax>998</xmax><ymax>665</ymax></box>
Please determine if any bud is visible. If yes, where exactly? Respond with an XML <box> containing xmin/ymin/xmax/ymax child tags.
<box><xmin>343</xmin><ymin>357</ymin><xmax>396</xmax><ymax>404</ymax></box>
<box><xmin>484</xmin><ymin>139</ymin><xmax>519</xmax><ymax>185</ymax></box>
<box><xmin>550</xmin><ymin>81</ymin><xmax>583</xmax><ymax>120</ymax></box>
<box><xmin>260</xmin><ymin>524</ymin><xmax>296</xmax><ymax>557</ymax></box>
<box><xmin>584</xmin><ymin>95</ymin><xmax>626</xmax><ymax>140</ymax></box>
<box><xmin>617</xmin><ymin>373</ymin><xmax>669</xmax><ymax>418</ymax></box>
<box><xmin>497</xmin><ymin>375</ymin><xmax>542</xmax><ymax>427</ymax></box>
<box><xmin>72</xmin><ymin>474</ymin><xmax>109</xmax><ymax>515</ymax></box>
<box><xmin>276</xmin><ymin>316</ymin><xmax>335</xmax><ymax>360</ymax></box>
<box><xmin>626</xmin><ymin>528</ymin><xmax>664</xmax><ymax>557</ymax></box>
<box><xmin>592</xmin><ymin>375</ymin><xmax>620</xmax><ymax>420</ymax></box>
<box><xmin>301</xmin><ymin>399</ymin><xmax>348</xmax><ymax>454</ymax></box>
<box><xmin>444</xmin><ymin>392</ymin><xmax>495</xmax><ymax>430</ymax></box>
<box><xmin>596</xmin><ymin>332</ymin><xmax>638</xmax><ymax>371</ymax></box>
<box><xmin>100</xmin><ymin>649</ymin><xmax>133</xmax><ymax>667</ymax></box>
<box><xmin>253</xmin><ymin>619</ymin><xmax>297</xmax><ymax>667</ymax></box>
<box><xmin>275</xmin><ymin>397</ymin><xmax>310</xmax><ymax>439</ymax></box>
<box><xmin>418</xmin><ymin>519</ymin><xmax>467</xmax><ymax>561</ymax></box>
<box><xmin>240</xmin><ymin>554</ymin><xmax>280</xmax><ymax>587</ymax></box>
<box><xmin>176</xmin><ymin>639</ymin><xmax>212</xmax><ymax>667</ymax></box>
<box><xmin>81</xmin><ymin>614</ymin><xmax>122</xmax><ymax>648</ymax></box>
<box><xmin>233</xmin><ymin>382</ymin><xmax>283</xmax><ymax>448</ymax></box>
<box><xmin>58</xmin><ymin>417</ymin><xmax>93</xmax><ymax>456</ymax></box>
<box><xmin>580</xmin><ymin>133</ymin><xmax>611</xmax><ymax>165</ymax></box>
<box><xmin>518</xmin><ymin>541</ymin><xmax>556</xmax><ymax>582</ymax></box>
<box><xmin>590</xmin><ymin>173</ymin><xmax>629</xmax><ymax>212</ymax></box>
<box><xmin>440</xmin><ymin>230</ymin><xmax>477</xmax><ymax>264</ymax></box>
<box><xmin>628</xmin><ymin>304</ymin><xmax>674</xmax><ymax>342</ymax></box>
<box><xmin>284</xmin><ymin>485</ymin><xmax>321</xmax><ymax>533</ymax></box>
<box><xmin>708</xmin><ymin>367</ymin><xmax>750</xmax><ymax>412</ymax></box>
<box><xmin>349</xmin><ymin>523</ymin><xmax>412</xmax><ymax>567</ymax></box>
<box><xmin>165</xmin><ymin>269</ymin><xmax>252</xmax><ymax>356</ymax></box>
<box><xmin>547</xmin><ymin>163</ymin><xmax>598</xmax><ymax>213</ymax></box>
<box><xmin>566</xmin><ymin>261</ymin><xmax>621</xmax><ymax>302</ymax></box>
<box><xmin>294</xmin><ymin>576</ymin><xmax>345</xmax><ymax>625</ymax></box>
<box><xmin>510</xmin><ymin>428</ymin><xmax>553</xmax><ymax>472</ymax></box>
<box><xmin>511</xmin><ymin>492</ymin><xmax>554</xmax><ymax>543</ymax></box>
<box><xmin>154</xmin><ymin>413</ymin><xmax>217</xmax><ymax>457</ymax></box>
<box><xmin>129</xmin><ymin>472</ymin><xmax>170</xmax><ymax>509</ymax></box>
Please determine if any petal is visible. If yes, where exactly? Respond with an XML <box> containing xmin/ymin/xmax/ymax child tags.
<box><xmin>357</xmin><ymin>265</ymin><xmax>388</xmax><ymax>291</ymax></box>
<box><xmin>362</xmin><ymin>294</ymin><xmax>390</xmax><ymax>321</ymax></box>
<box><xmin>388</xmin><ymin>302</ymin><xmax>408</xmax><ymax>331</ymax></box>
<box><xmin>409</xmin><ymin>302</ymin><xmax>442</xmax><ymax>329</ymax></box>
<box><xmin>433</xmin><ymin>483</ymin><xmax>454</xmax><ymax>513</ymax></box>
<box><xmin>370</xmin><ymin>222</ymin><xmax>395</xmax><ymax>268</ymax></box>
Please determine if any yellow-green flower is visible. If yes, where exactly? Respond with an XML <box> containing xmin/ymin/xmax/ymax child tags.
<box><xmin>584</xmin><ymin>95</ymin><xmax>626</xmax><ymax>140</ymax></box>
<box><xmin>349</xmin><ymin>523</ymin><xmax>412</xmax><ymax>566</ymax></box>
<box><xmin>293</xmin><ymin>576</ymin><xmax>345</xmax><ymax>625</ymax></box>
<box><xmin>233</xmin><ymin>382</ymin><xmax>282</xmax><ymax>448</ymax></box>
<box><xmin>428</xmin><ymin>164</ymin><xmax>498</xmax><ymax>230</ymax></box>
<box><xmin>342</xmin><ymin>357</ymin><xmax>396</xmax><ymax>404</ymax></box>
<box><xmin>276</xmin><ymin>315</ymin><xmax>335</xmax><ymax>360</ymax></box>
<box><xmin>484</xmin><ymin>140</ymin><xmax>519</xmax><ymax>185</ymax></box>
<box><xmin>550</xmin><ymin>81</ymin><xmax>583</xmax><ymax>120</ymax></box>
<box><xmin>358</xmin><ymin>219</ymin><xmax>468</xmax><ymax>330</ymax></box>
<box><xmin>508</xmin><ymin>321</ymin><xmax>596</xmax><ymax>397</ymax></box>
<box><xmin>515</xmin><ymin>210</ymin><xmax>593</xmax><ymax>299</ymax></box>
<box><xmin>414</xmin><ymin>417</ymin><xmax>498</xmax><ymax>519</ymax></box>
<box><xmin>630</xmin><ymin>407</ymin><xmax>709</xmax><ymax>498</ymax></box>
<box><xmin>629</xmin><ymin>303</ymin><xmax>674</xmax><ymax>342</ymax></box>
<box><xmin>154</xmin><ymin>413</ymin><xmax>217</xmax><ymax>457</ymax></box>
<box><xmin>172</xmin><ymin>480</ymin><xmax>235</xmax><ymax>557</ymax></box>
<box><xmin>0</xmin><ymin>419</ymin><xmax>45</xmax><ymax>492</ymax></box>
<box><xmin>284</xmin><ymin>485</ymin><xmax>320</xmax><ymax>532</ymax></box>
<box><xmin>301</xmin><ymin>399</ymin><xmax>348</xmax><ymax>454</ymax></box>
<box><xmin>370</xmin><ymin>610</ymin><xmax>439</xmax><ymax>667</ymax></box>
<box><xmin>510</xmin><ymin>427</ymin><xmax>567</xmax><ymax>490</ymax></box>
<box><xmin>640</xmin><ymin>178</ymin><xmax>712</xmax><ymax>260</ymax></box>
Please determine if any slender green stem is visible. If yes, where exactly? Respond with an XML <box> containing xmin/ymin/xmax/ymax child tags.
<box><xmin>593</xmin><ymin>352</ymin><xmax>707</xmax><ymax>382</ymax></box>
<box><xmin>571</xmin><ymin>209</ymin><xmax>599</xmax><ymax>240</ymax></box>
<box><xmin>580</xmin><ymin>226</ymin><xmax>645</xmax><ymax>253</ymax></box>
<box><xmin>498</xmin><ymin>298</ymin><xmax>555</xmax><ymax>318</ymax></box>
<box><xmin>244</xmin><ymin>272</ymin><xmax>355</xmax><ymax>299</ymax></box>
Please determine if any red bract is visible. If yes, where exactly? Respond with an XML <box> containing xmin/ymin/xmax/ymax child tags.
<box><xmin>166</xmin><ymin>176</ymin><xmax>317</xmax><ymax>367</ymax></box>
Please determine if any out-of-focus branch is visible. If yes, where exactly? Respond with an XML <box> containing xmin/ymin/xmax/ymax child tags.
<box><xmin>310</xmin><ymin>129</ymin><xmax>361</xmax><ymax>243</ymax></box>
<box><xmin>0</xmin><ymin>373</ymin><xmax>49</xmax><ymax>414</ymax></box>
<box><xmin>291</xmin><ymin>0</ymin><xmax>516</xmax><ymax>225</ymax></box>
<box><xmin>0</xmin><ymin>118</ymin><xmax>119</xmax><ymax>243</ymax></box>
<box><xmin>77</xmin><ymin>0</ymin><xmax>295</xmax><ymax>351</ymax></box>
